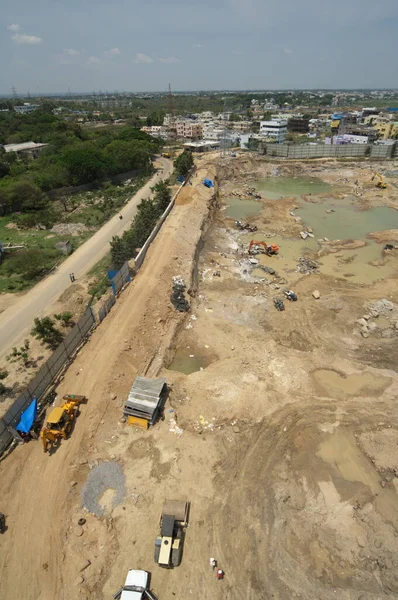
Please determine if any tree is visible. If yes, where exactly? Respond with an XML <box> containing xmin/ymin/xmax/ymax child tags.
<box><xmin>174</xmin><ymin>150</ymin><xmax>194</xmax><ymax>177</ymax></box>
<box><xmin>60</xmin><ymin>143</ymin><xmax>108</xmax><ymax>185</ymax></box>
<box><xmin>110</xmin><ymin>235</ymin><xmax>129</xmax><ymax>270</ymax></box>
<box><xmin>54</xmin><ymin>311</ymin><xmax>74</xmax><ymax>327</ymax></box>
<box><xmin>152</xmin><ymin>180</ymin><xmax>171</xmax><ymax>211</ymax></box>
<box><xmin>31</xmin><ymin>317</ymin><xmax>63</xmax><ymax>349</ymax></box>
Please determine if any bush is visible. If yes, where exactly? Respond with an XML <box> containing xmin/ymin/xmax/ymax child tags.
<box><xmin>54</xmin><ymin>311</ymin><xmax>74</xmax><ymax>327</ymax></box>
<box><xmin>0</xmin><ymin>249</ymin><xmax>60</xmax><ymax>280</ymax></box>
<box><xmin>31</xmin><ymin>317</ymin><xmax>63</xmax><ymax>349</ymax></box>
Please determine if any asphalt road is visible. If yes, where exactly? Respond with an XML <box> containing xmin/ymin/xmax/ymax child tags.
<box><xmin>0</xmin><ymin>157</ymin><xmax>173</xmax><ymax>359</ymax></box>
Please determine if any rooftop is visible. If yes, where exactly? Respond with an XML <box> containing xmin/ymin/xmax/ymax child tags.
<box><xmin>3</xmin><ymin>141</ymin><xmax>48</xmax><ymax>153</ymax></box>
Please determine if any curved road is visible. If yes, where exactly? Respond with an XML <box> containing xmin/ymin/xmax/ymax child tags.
<box><xmin>0</xmin><ymin>156</ymin><xmax>173</xmax><ymax>360</ymax></box>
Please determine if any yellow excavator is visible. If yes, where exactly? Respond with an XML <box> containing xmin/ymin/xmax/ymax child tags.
<box><xmin>371</xmin><ymin>172</ymin><xmax>387</xmax><ymax>189</ymax></box>
<box><xmin>40</xmin><ymin>395</ymin><xmax>87</xmax><ymax>452</ymax></box>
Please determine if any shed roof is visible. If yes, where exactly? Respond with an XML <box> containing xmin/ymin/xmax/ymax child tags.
<box><xmin>124</xmin><ymin>376</ymin><xmax>166</xmax><ymax>422</ymax></box>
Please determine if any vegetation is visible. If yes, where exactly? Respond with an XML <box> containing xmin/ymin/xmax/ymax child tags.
<box><xmin>54</xmin><ymin>311</ymin><xmax>74</xmax><ymax>327</ymax></box>
<box><xmin>6</xmin><ymin>339</ymin><xmax>31</xmax><ymax>366</ymax></box>
<box><xmin>110</xmin><ymin>181</ymin><xmax>173</xmax><ymax>269</ymax></box>
<box><xmin>173</xmin><ymin>150</ymin><xmax>194</xmax><ymax>178</ymax></box>
<box><xmin>31</xmin><ymin>317</ymin><xmax>63</xmax><ymax>349</ymax></box>
<box><xmin>0</xmin><ymin>110</ymin><xmax>162</xmax><ymax>220</ymax></box>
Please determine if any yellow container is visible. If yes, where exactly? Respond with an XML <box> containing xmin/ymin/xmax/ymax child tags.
<box><xmin>127</xmin><ymin>416</ymin><xmax>149</xmax><ymax>429</ymax></box>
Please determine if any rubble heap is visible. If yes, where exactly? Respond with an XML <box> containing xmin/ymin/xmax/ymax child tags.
<box><xmin>296</xmin><ymin>257</ymin><xmax>319</xmax><ymax>274</ymax></box>
<box><xmin>170</xmin><ymin>275</ymin><xmax>190</xmax><ymax>312</ymax></box>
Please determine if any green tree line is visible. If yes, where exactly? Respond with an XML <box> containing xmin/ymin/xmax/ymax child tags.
<box><xmin>110</xmin><ymin>180</ymin><xmax>172</xmax><ymax>269</ymax></box>
<box><xmin>0</xmin><ymin>110</ymin><xmax>162</xmax><ymax>218</ymax></box>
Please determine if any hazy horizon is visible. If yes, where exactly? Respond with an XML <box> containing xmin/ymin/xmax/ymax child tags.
<box><xmin>2</xmin><ymin>0</ymin><xmax>398</xmax><ymax>95</ymax></box>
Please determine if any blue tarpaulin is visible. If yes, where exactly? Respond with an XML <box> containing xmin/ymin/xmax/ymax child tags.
<box><xmin>177</xmin><ymin>175</ymin><xmax>185</xmax><ymax>183</ymax></box>
<box><xmin>203</xmin><ymin>179</ymin><xmax>214</xmax><ymax>188</ymax></box>
<box><xmin>16</xmin><ymin>398</ymin><xmax>37</xmax><ymax>433</ymax></box>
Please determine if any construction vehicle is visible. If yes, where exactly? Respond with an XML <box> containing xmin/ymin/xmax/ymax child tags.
<box><xmin>162</xmin><ymin>152</ymin><xmax>170</xmax><ymax>158</ymax></box>
<box><xmin>40</xmin><ymin>394</ymin><xmax>87</xmax><ymax>453</ymax></box>
<box><xmin>114</xmin><ymin>570</ymin><xmax>157</xmax><ymax>600</ymax></box>
<box><xmin>284</xmin><ymin>290</ymin><xmax>297</xmax><ymax>302</ymax></box>
<box><xmin>274</xmin><ymin>298</ymin><xmax>285</xmax><ymax>311</ymax></box>
<box><xmin>248</xmin><ymin>240</ymin><xmax>279</xmax><ymax>256</ymax></box>
<box><xmin>154</xmin><ymin>500</ymin><xmax>189</xmax><ymax>568</ymax></box>
<box><xmin>371</xmin><ymin>172</ymin><xmax>387</xmax><ymax>189</ymax></box>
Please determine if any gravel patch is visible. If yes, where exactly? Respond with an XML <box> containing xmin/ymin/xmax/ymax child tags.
<box><xmin>81</xmin><ymin>461</ymin><xmax>125</xmax><ymax>516</ymax></box>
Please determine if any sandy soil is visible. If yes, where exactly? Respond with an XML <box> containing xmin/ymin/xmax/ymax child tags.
<box><xmin>1</xmin><ymin>156</ymin><xmax>398</xmax><ymax>600</ymax></box>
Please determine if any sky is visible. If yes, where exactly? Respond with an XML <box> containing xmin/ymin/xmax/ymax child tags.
<box><xmin>1</xmin><ymin>0</ymin><xmax>398</xmax><ymax>95</ymax></box>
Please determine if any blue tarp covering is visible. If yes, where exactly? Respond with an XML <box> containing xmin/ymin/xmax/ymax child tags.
<box><xmin>177</xmin><ymin>175</ymin><xmax>185</xmax><ymax>183</ymax></box>
<box><xmin>16</xmin><ymin>398</ymin><xmax>37</xmax><ymax>433</ymax></box>
<box><xmin>203</xmin><ymin>179</ymin><xmax>214</xmax><ymax>188</ymax></box>
<box><xmin>107</xmin><ymin>269</ymin><xmax>118</xmax><ymax>281</ymax></box>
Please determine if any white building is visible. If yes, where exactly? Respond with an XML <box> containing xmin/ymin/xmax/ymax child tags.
<box><xmin>259</xmin><ymin>120</ymin><xmax>288</xmax><ymax>144</ymax></box>
<box><xmin>14</xmin><ymin>103</ymin><xmax>40</xmax><ymax>114</ymax></box>
<box><xmin>3</xmin><ymin>141</ymin><xmax>48</xmax><ymax>158</ymax></box>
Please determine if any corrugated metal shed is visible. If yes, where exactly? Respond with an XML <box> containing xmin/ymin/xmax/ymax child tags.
<box><xmin>123</xmin><ymin>376</ymin><xmax>166</xmax><ymax>424</ymax></box>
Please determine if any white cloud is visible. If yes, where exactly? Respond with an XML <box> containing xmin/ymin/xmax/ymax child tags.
<box><xmin>133</xmin><ymin>53</ymin><xmax>153</xmax><ymax>64</ymax></box>
<box><xmin>283</xmin><ymin>48</ymin><xmax>293</xmax><ymax>54</ymax></box>
<box><xmin>158</xmin><ymin>56</ymin><xmax>181</xmax><ymax>64</ymax></box>
<box><xmin>105</xmin><ymin>47</ymin><xmax>121</xmax><ymax>57</ymax></box>
<box><xmin>87</xmin><ymin>56</ymin><xmax>101</xmax><ymax>65</ymax></box>
<box><xmin>7</xmin><ymin>24</ymin><xmax>20</xmax><ymax>32</ymax></box>
<box><xmin>12</xmin><ymin>33</ymin><xmax>43</xmax><ymax>45</ymax></box>
<box><xmin>65</xmin><ymin>48</ymin><xmax>80</xmax><ymax>56</ymax></box>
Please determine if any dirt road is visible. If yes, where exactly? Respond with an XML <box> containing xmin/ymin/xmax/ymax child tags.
<box><xmin>1</xmin><ymin>156</ymin><xmax>398</xmax><ymax>600</ymax></box>
<box><xmin>0</xmin><ymin>157</ymin><xmax>172</xmax><ymax>361</ymax></box>
<box><xmin>0</xmin><ymin>164</ymin><xmax>216</xmax><ymax>600</ymax></box>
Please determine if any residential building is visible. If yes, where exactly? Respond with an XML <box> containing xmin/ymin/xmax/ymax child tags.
<box><xmin>175</xmin><ymin>120</ymin><xmax>203</xmax><ymax>139</ymax></box>
<box><xmin>3</xmin><ymin>141</ymin><xmax>48</xmax><ymax>159</ymax></box>
<box><xmin>259</xmin><ymin>120</ymin><xmax>287</xmax><ymax>143</ymax></box>
<box><xmin>373</xmin><ymin>121</ymin><xmax>398</xmax><ymax>140</ymax></box>
<box><xmin>333</xmin><ymin>134</ymin><xmax>369</xmax><ymax>145</ymax></box>
<box><xmin>229</xmin><ymin>121</ymin><xmax>252</xmax><ymax>133</ymax></box>
<box><xmin>287</xmin><ymin>118</ymin><xmax>310</xmax><ymax>134</ymax></box>
<box><xmin>183</xmin><ymin>140</ymin><xmax>220</xmax><ymax>152</ymax></box>
<box><xmin>14</xmin><ymin>103</ymin><xmax>40</xmax><ymax>114</ymax></box>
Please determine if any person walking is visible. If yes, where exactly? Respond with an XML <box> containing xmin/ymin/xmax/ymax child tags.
<box><xmin>71</xmin><ymin>273</ymin><xmax>76</xmax><ymax>282</ymax></box>
<box><xmin>69</xmin><ymin>274</ymin><xmax>73</xmax><ymax>283</ymax></box>
<box><xmin>217</xmin><ymin>569</ymin><xmax>224</xmax><ymax>580</ymax></box>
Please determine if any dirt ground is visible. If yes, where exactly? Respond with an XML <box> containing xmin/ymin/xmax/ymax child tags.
<box><xmin>1</xmin><ymin>155</ymin><xmax>398</xmax><ymax>600</ymax></box>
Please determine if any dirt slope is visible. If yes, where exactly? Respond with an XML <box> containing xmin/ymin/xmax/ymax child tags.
<box><xmin>0</xmin><ymin>164</ymin><xmax>216</xmax><ymax>600</ymax></box>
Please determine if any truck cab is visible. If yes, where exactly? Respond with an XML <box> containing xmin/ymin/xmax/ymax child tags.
<box><xmin>120</xmin><ymin>570</ymin><xmax>149</xmax><ymax>600</ymax></box>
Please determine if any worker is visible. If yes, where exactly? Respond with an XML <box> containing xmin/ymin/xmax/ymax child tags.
<box><xmin>69</xmin><ymin>273</ymin><xmax>74</xmax><ymax>283</ymax></box>
<box><xmin>71</xmin><ymin>273</ymin><xmax>76</xmax><ymax>282</ymax></box>
<box><xmin>217</xmin><ymin>569</ymin><xmax>224</xmax><ymax>580</ymax></box>
<box><xmin>119</xmin><ymin>214</ymin><xmax>123</xmax><ymax>220</ymax></box>
<box><xmin>210</xmin><ymin>558</ymin><xmax>217</xmax><ymax>570</ymax></box>
<box><xmin>0</xmin><ymin>513</ymin><xmax>6</xmax><ymax>534</ymax></box>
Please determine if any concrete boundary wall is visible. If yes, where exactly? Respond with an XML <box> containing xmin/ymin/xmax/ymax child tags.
<box><xmin>0</xmin><ymin>173</ymin><xmax>192</xmax><ymax>458</ymax></box>
<box><xmin>262</xmin><ymin>143</ymin><xmax>397</xmax><ymax>160</ymax></box>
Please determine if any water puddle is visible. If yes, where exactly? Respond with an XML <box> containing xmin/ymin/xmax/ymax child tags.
<box><xmin>298</xmin><ymin>197</ymin><xmax>398</xmax><ymax>241</ymax></box>
<box><xmin>318</xmin><ymin>244</ymin><xmax>397</xmax><ymax>284</ymax></box>
<box><xmin>224</xmin><ymin>196</ymin><xmax>263</xmax><ymax>219</ymax></box>
<box><xmin>312</xmin><ymin>369</ymin><xmax>391</xmax><ymax>400</ymax></box>
<box><xmin>256</xmin><ymin>176</ymin><xmax>331</xmax><ymax>200</ymax></box>
<box><xmin>317</xmin><ymin>427</ymin><xmax>398</xmax><ymax>529</ymax></box>
<box><xmin>168</xmin><ymin>348</ymin><xmax>211</xmax><ymax>375</ymax></box>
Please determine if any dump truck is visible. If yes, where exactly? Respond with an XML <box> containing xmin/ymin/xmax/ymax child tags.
<box><xmin>40</xmin><ymin>394</ymin><xmax>87</xmax><ymax>453</ymax></box>
<box><xmin>114</xmin><ymin>570</ymin><xmax>157</xmax><ymax>600</ymax></box>
<box><xmin>154</xmin><ymin>500</ymin><xmax>189</xmax><ymax>568</ymax></box>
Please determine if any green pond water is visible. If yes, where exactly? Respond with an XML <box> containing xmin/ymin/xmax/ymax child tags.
<box><xmin>224</xmin><ymin>196</ymin><xmax>263</xmax><ymax>219</ymax></box>
<box><xmin>168</xmin><ymin>348</ymin><xmax>209</xmax><ymax>375</ymax></box>
<box><xmin>298</xmin><ymin>198</ymin><xmax>398</xmax><ymax>241</ymax></box>
<box><xmin>256</xmin><ymin>176</ymin><xmax>331</xmax><ymax>200</ymax></box>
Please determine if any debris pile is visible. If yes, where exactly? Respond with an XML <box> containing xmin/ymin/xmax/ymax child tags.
<box><xmin>296</xmin><ymin>257</ymin><xmax>319</xmax><ymax>274</ymax></box>
<box><xmin>274</xmin><ymin>298</ymin><xmax>285</xmax><ymax>311</ymax></box>
<box><xmin>171</xmin><ymin>276</ymin><xmax>190</xmax><ymax>312</ymax></box>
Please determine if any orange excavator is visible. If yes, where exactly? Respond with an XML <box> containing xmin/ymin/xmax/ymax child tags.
<box><xmin>248</xmin><ymin>240</ymin><xmax>279</xmax><ymax>256</ymax></box>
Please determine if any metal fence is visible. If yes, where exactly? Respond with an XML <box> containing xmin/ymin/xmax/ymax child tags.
<box><xmin>110</xmin><ymin>261</ymin><xmax>131</xmax><ymax>296</ymax></box>
<box><xmin>262</xmin><ymin>142</ymin><xmax>397</xmax><ymax>160</ymax></box>
<box><xmin>0</xmin><ymin>307</ymin><xmax>96</xmax><ymax>455</ymax></box>
<box><xmin>0</xmin><ymin>174</ymin><xmax>192</xmax><ymax>458</ymax></box>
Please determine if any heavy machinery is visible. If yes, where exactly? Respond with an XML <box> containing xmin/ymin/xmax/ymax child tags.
<box><xmin>40</xmin><ymin>394</ymin><xmax>87</xmax><ymax>453</ymax></box>
<box><xmin>249</xmin><ymin>240</ymin><xmax>279</xmax><ymax>256</ymax></box>
<box><xmin>154</xmin><ymin>500</ymin><xmax>189</xmax><ymax>568</ymax></box>
<box><xmin>371</xmin><ymin>172</ymin><xmax>387</xmax><ymax>189</ymax></box>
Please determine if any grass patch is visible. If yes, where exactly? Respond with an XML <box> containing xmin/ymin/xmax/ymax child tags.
<box><xmin>0</xmin><ymin>171</ymin><xmax>153</xmax><ymax>294</ymax></box>
<box><xmin>87</xmin><ymin>253</ymin><xmax>113</xmax><ymax>299</ymax></box>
